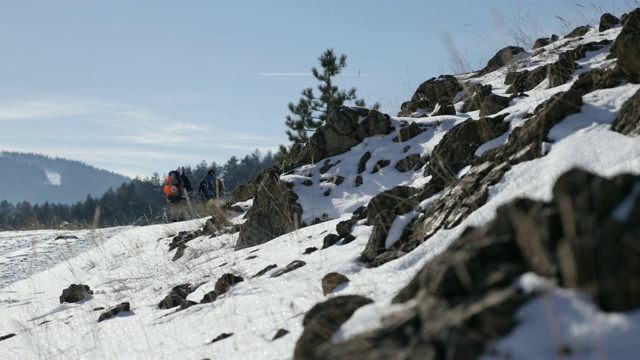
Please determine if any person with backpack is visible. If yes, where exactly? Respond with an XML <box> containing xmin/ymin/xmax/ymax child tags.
<box><xmin>198</xmin><ymin>169</ymin><xmax>231</xmax><ymax>230</ymax></box>
<box><xmin>163</xmin><ymin>167</ymin><xmax>193</xmax><ymax>221</ymax></box>
<box><xmin>198</xmin><ymin>169</ymin><xmax>221</xmax><ymax>202</ymax></box>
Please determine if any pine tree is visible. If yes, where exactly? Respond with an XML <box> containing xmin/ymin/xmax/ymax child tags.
<box><xmin>279</xmin><ymin>49</ymin><xmax>379</xmax><ymax>163</ymax></box>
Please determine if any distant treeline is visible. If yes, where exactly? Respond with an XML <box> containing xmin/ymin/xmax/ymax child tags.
<box><xmin>0</xmin><ymin>149</ymin><xmax>277</xmax><ymax>230</ymax></box>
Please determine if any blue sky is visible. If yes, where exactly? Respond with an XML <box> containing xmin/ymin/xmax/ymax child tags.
<box><xmin>0</xmin><ymin>0</ymin><xmax>630</xmax><ymax>178</ymax></box>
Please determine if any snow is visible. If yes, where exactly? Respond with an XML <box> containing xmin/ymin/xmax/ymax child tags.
<box><xmin>44</xmin><ymin>170</ymin><xmax>61</xmax><ymax>186</ymax></box>
<box><xmin>1</xmin><ymin>21</ymin><xmax>640</xmax><ymax>360</ymax></box>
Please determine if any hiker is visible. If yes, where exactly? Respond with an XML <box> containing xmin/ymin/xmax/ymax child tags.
<box><xmin>198</xmin><ymin>169</ymin><xmax>231</xmax><ymax>230</ymax></box>
<box><xmin>163</xmin><ymin>167</ymin><xmax>193</xmax><ymax>221</ymax></box>
<box><xmin>198</xmin><ymin>169</ymin><xmax>221</xmax><ymax>202</ymax></box>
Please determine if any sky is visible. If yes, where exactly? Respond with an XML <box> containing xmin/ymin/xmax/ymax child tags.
<box><xmin>1</xmin><ymin>21</ymin><xmax>640</xmax><ymax>359</ymax></box>
<box><xmin>0</xmin><ymin>0</ymin><xmax>633</xmax><ymax>178</ymax></box>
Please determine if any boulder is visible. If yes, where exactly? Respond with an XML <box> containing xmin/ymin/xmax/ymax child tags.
<box><xmin>478</xmin><ymin>46</ymin><xmax>525</xmax><ymax>76</ymax></box>
<box><xmin>599</xmin><ymin>12</ymin><xmax>620</xmax><ymax>32</ymax></box>
<box><xmin>235</xmin><ymin>167</ymin><xmax>303</xmax><ymax>250</ymax></box>
<box><xmin>398</xmin><ymin>75</ymin><xmax>461</xmax><ymax>117</ymax></box>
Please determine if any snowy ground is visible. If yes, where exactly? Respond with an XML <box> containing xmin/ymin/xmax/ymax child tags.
<box><xmin>1</xmin><ymin>22</ymin><xmax>640</xmax><ymax>360</ymax></box>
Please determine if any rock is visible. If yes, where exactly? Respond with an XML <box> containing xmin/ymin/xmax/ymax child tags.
<box><xmin>210</xmin><ymin>333</ymin><xmax>233</xmax><ymax>344</ymax></box>
<box><xmin>299</xmin><ymin>107</ymin><xmax>391</xmax><ymax>164</ymax></box>
<box><xmin>392</xmin><ymin>122</ymin><xmax>423</xmax><ymax>142</ymax></box>
<box><xmin>59</xmin><ymin>284</ymin><xmax>93</xmax><ymax>304</ymax></box>
<box><xmin>294</xmin><ymin>295</ymin><xmax>373</xmax><ymax>360</ymax></box>
<box><xmin>322</xmin><ymin>272</ymin><xmax>350</xmax><ymax>295</ymax></box>
<box><xmin>425</xmin><ymin>114</ymin><xmax>509</xmax><ymax>187</ymax></box>
<box><xmin>357</xmin><ymin>151</ymin><xmax>371</xmax><ymax>174</ymax></box>
<box><xmin>311</xmin><ymin>168</ymin><xmax>640</xmax><ymax>358</ymax></box>
<box><xmin>98</xmin><ymin>302</ymin><xmax>131</xmax><ymax>322</ymax></box>
<box><xmin>612</xmin><ymin>88</ymin><xmax>640</xmax><ymax>136</ymax></box>
<box><xmin>461</xmin><ymin>84</ymin><xmax>511</xmax><ymax>116</ymax></box>
<box><xmin>532</xmin><ymin>35</ymin><xmax>559</xmax><ymax>49</ymax></box>
<box><xmin>615</xmin><ymin>31</ymin><xmax>640</xmax><ymax>82</ymax></box>
<box><xmin>168</xmin><ymin>230</ymin><xmax>202</xmax><ymax>252</ymax></box>
<box><xmin>395</xmin><ymin>153</ymin><xmax>423</xmax><ymax>172</ymax></box>
<box><xmin>566</xmin><ymin>25</ymin><xmax>590</xmax><ymax>38</ymax></box>
<box><xmin>505</xmin><ymin>66</ymin><xmax>547</xmax><ymax>94</ymax></box>
<box><xmin>272</xmin><ymin>260</ymin><xmax>306</xmax><ymax>277</ymax></box>
<box><xmin>303</xmin><ymin>247</ymin><xmax>318</xmax><ymax>255</ymax></box>
<box><xmin>201</xmin><ymin>274</ymin><xmax>244</xmax><ymax>304</ymax></box>
<box><xmin>159</xmin><ymin>283</ymin><xmax>193</xmax><ymax>309</ymax></box>
<box><xmin>398</xmin><ymin>75</ymin><xmax>461</xmax><ymax>117</ymax></box>
<box><xmin>551</xmin><ymin>169</ymin><xmax>640</xmax><ymax>312</ymax></box>
<box><xmin>235</xmin><ymin>167</ymin><xmax>303</xmax><ymax>250</ymax></box>
<box><xmin>478</xmin><ymin>46</ymin><xmax>525</xmax><ymax>76</ymax></box>
<box><xmin>610</xmin><ymin>8</ymin><xmax>640</xmax><ymax>54</ymax></box>
<box><xmin>0</xmin><ymin>333</ymin><xmax>16</xmax><ymax>341</ymax></box>
<box><xmin>272</xmin><ymin>329</ymin><xmax>289</xmax><ymax>341</ymax></box>
<box><xmin>599</xmin><ymin>13</ymin><xmax>620</xmax><ymax>32</ymax></box>
<box><xmin>315</xmin><ymin>289</ymin><xmax>528</xmax><ymax>360</ymax></box>
<box><xmin>252</xmin><ymin>264</ymin><xmax>277</xmax><ymax>278</ymax></box>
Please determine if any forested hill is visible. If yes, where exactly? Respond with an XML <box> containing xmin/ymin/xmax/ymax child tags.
<box><xmin>0</xmin><ymin>151</ymin><xmax>131</xmax><ymax>205</ymax></box>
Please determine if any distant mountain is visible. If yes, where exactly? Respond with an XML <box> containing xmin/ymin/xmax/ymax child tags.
<box><xmin>0</xmin><ymin>151</ymin><xmax>131</xmax><ymax>205</ymax></box>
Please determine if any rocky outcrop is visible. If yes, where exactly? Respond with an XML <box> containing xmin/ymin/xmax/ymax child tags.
<box><xmin>360</xmin><ymin>81</ymin><xmax>585</xmax><ymax>266</ymax></box>
<box><xmin>299</xmin><ymin>106</ymin><xmax>392</xmax><ymax>164</ymax></box>
<box><xmin>235</xmin><ymin>167</ymin><xmax>303</xmax><ymax>250</ymax></box>
<box><xmin>398</xmin><ymin>75</ymin><xmax>461</xmax><ymax>117</ymax></box>
<box><xmin>549</xmin><ymin>40</ymin><xmax>612</xmax><ymax>87</ymax></box>
<box><xmin>59</xmin><ymin>284</ymin><xmax>93</xmax><ymax>304</ymax></box>
<box><xmin>306</xmin><ymin>168</ymin><xmax>640</xmax><ymax>359</ymax></box>
<box><xmin>425</xmin><ymin>114</ymin><xmax>510</xmax><ymax>187</ymax></box>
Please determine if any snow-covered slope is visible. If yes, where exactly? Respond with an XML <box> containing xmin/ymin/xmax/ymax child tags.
<box><xmin>1</xmin><ymin>13</ymin><xmax>640</xmax><ymax>360</ymax></box>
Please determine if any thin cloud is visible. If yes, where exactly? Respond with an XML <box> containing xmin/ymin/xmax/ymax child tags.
<box><xmin>0</xmin><ymin>100</ymin><xmax>91</xmax><ymax>121</ymax></box>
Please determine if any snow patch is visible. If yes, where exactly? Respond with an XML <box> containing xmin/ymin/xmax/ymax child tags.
<box><xmin>45</xmin><ymin>169</ymin><xmax>61</xmax><ymax>186</ymax></box>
